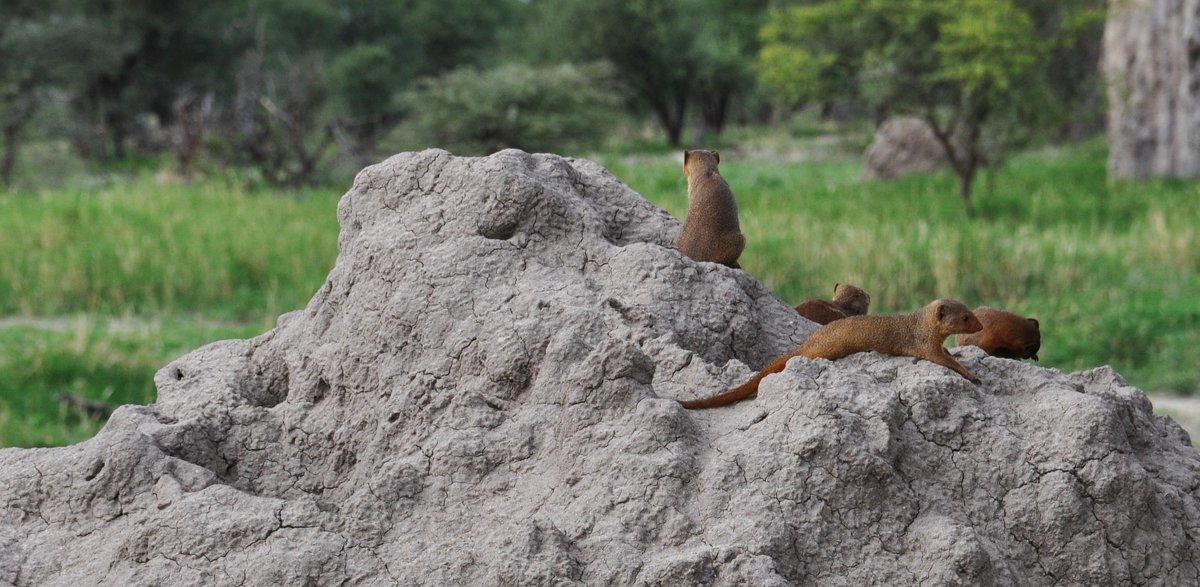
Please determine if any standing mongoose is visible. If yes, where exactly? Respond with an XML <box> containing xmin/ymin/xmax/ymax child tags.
<box><xmin>956</xmin><ymin>307</ymin><xmax>1041</xmax><ymax>361</ymax></box>
<box><xmin>795</xmin><ymin>283</ymin><xmax>871</xmax><ymax>324</ymax></box>
<box><xmin>681</xmin><ymin>299</ymin><xmax>983</xmax><ymax>410</ymax></box>
<box><xmin>675</xmin><ymin>150</ymin><xmax>745</xmax><ymax>268</ymax></box>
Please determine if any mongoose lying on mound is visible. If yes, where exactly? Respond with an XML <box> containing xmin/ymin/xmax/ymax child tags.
<box><xmin>956</xmin><ymin>307</ymin><xmax>1041</xmax><ymax>361</ymax></box>
<box><xmin>675</xmin><ymin>150</ymin><xmax>745</xmax><ymax>268</ymax></box>
<box><xmin>681</xmin><ymin>299</ymin><xmax>983</xmax><ymax>409</ymax></box>
<box><xmin>795</xmin><ymin>283</ymin><xmax>871</xmax><ymax>324</ymax></box>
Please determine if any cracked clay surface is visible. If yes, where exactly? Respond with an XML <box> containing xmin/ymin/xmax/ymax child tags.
<box><xmin>1</xmin><ymin>149</ymin><xmax>1197</xmax><ymax>585</ymax></box>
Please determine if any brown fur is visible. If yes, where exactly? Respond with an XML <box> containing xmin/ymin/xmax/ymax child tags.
<box><xmin>675</xmin><ymin>150</ymin><xmax>745</xmax><ymax>268</ymax></box>
<box><xmin>956</xmin><ymin>307</ymin><xmax>1041</xmax><ymax>361</ymax></box>
<box><xmin>795</xmin><ymin>283</ymin><xmax>871</xmax><ymax>325</ymax></box>
<box><xmin>681</xmin><ymin>299</ymin><xmax>983</xmax><ymax>409</ymax></box>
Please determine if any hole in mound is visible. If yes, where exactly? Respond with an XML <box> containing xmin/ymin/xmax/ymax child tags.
<box><xmin>314</xmin><ymin>377</ymin><xmax>330</xmax><ymax>403</ymax></box>
<box><xmin>173</xmin><ymin>368</ymin><xmax>184</xmax><ymax>381</ymax></box>
<box><xmin>83</xmin><ymin>459</ymin><xmax>105</xmax><ymax>482</ymax></box>
<box><xmin>244</xmin><ymin>360</ymin><xmax>290</xmax><ymax>408</ymax></box>
<box><xmin>478</xmin><ymin>220</ymin><xmax>518</xmax><ymax>241</ymax></box>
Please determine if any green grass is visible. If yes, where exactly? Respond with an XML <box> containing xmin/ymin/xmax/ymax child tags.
<box><xmin>0</xmin><ymin>176</ymin><xmax>341</xmax><ymax>320</ymax></box>
<box><xmin>0</xmin><ymin>175</ymin><xmax>341</xmax><ymax>447</ymax></box>
<box><xmin>0</xmin><ymin>137</ymin><xmax>1196</xmax><ymax>447</ymax></box>
<box><xmin>0</xmin><ymin>317</ymin><xmax>262</xmax><ymax>447</ymax></box>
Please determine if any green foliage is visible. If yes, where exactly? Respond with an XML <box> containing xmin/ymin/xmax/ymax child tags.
<box><xmin>756</xmin><ymin>45</ymin><xmax>836</xmax><ymax>105</ymax></box>
<box><xmin>522</xmin><ymin>0</ymin><xmax>768</xmax><ymax>145</ymax></box>
<box><xmin>231</xmin><ymin>0</ymin><xmax>524</xmax><ymax>182</ymax></box>
<box><xmin>0</xmin><ymin>0</ymin><xmax>530</xmax><ymax>183</ymax></box>
<box><xmin>0</xmin><ymin>1</ymin><xmax>124</xmax><ymax>181</ymax></box>
<box><xmin>325</xmin><ymin>44</ymin><xmax>400</xmax><ymax>124</ymax></box>
<box><xmin>67</xmin><ymin>0</ymin><xmax>246</xmax><ymax>159</ymax></box>
<box><xmin>567</xmin><ymin>0</ymin><xmax>700</xmax><ymax>145</ymax></box>
<box><xmin>757</xmin><ymin>0</ymin><xmax>1105</xmax><ymax>209</ymax></box>
<box><xmin>759</xmin><ymin>0</ymin><xmax>1068</xmax><ymax>113</ymax></box>
<box><xmin>757</xmin><ymin>1</ymin><xmax>863</xmax><ymax>104</ymax></box>
<box><xmin>934</xmin><ymin>0</ymin><xmax>1041</xmax><ymax>96</ymax></box>
<box><xmin>407</xmin><ymin>0</ymin><xmax>522</xmax><ymax>74</ymax></box>
<box><xmin>408</xmin><ymin>63</ymin><xmax>621</xmax><ymax>155</ymax></box>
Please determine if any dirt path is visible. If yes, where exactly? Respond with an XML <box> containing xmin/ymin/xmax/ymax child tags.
<box><xmin>0</xmin><ymin>315</ymin><xmax>246</xmax><ymax>333</ymax></box>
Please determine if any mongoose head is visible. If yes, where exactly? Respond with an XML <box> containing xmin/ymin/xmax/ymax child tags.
<box><xmin>832</xmin><ymin>283</ymin><xmax>871</xmax><ymax>315</ymax></box>
<box><xmin>683</xmin><ymin>150</ymin><xmax>721</xmax><ymax>177</ymax></box>
<box><xmin>928</xmin><ymin>299</ymin><xmax>983</xmax><ymax>336</ymax></box>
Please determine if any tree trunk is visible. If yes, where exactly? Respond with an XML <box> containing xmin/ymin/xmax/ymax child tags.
<box><xmin>1</xmin><ymin>123</ymin><xmax>19</xmax><ymax>186</ymax></box>
<box><xmin>691</xmin><ymin>116</ymin><xmax>706</xmax><ymax>149</ymax></box>
<box><xmin>924</xmin><ymin>113</ymin><xmax>981</xmax><ymax>217</ymax></box>
<box><xmin>957</xmin><ymin>165</ymin><xmax>975</xmax><ymax>218</ymax></box>
<box><xmin>698</xmin><ymin>90</ymin><xmax>732</xmax><ymax>143</ymax></box>
<box><xmin>174</xmin><ymin>92</ymin><xmax>212</xmax><ymax>181</ymax></box>
<box><xmin>660</xmin><ymin>102</ymin><xmax>685</xmax><ymax>147</ymax></box>
<box><xmin>1104</xmin><ymin>0</ymin><xmax>1200</xmax><ymax>178</ymax></box>
<box><xmin>648</xmin><ymin>92</ymin><xmax>687</xmax><ymax>147</ymax></box>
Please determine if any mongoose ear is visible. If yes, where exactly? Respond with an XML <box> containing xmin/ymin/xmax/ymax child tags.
<box><xmin>713</xmin><ymin>150</ymin><xmax>721</xmax><ymax>163</ymax></box>
<box><xmin>1028</xmin><ymin>318</ymin><xmax>1039</xmax><ymax>328</ymax></box>
<box><xmin>834</xmin><ymin>282</ymin><xmax>841</xmax><ymax>294</ymax></box>
<box><xmin>936</xmin><ymin>301</ymin><xmax>948</xmax><ymax>321</ymax></box>
<box><xmin>684</xmin><ymin>150</ymin><xmax>691</xmax><ymax>165</ymax></box>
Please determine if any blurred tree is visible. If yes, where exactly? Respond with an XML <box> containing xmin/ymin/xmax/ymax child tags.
<box><xmin>409</xmin><ymin>62</ymin><xmax>620</xmax><ymax>154</ymax></box>
<box><xmin>691</xmin><ymin>0</ymin><xmax>769</xmax><ymax>144</ymax></box>
<box><xmin>758</xmin><ymin>0</ymin><xmax>1105</xmax><ymax>214</ymax></box>
<box><xmin>222</xmin><ymin>0</ymin><xmax>339</xmax><ymax>185</ymax></box>
<box><xmin>324</xmin><ymin>44</ymin><xmax>403</xmax><ymax>165</ymax></box>
<box><xmin>520</xmin><ymin>0</ymin><xmax>766</xmax><ymax>147</ymax></box>
<box><xmin>1035</xmin><ymin>1</ymin><xmax>1106</xmax><ymax>140</ymax></box>
<box><xmin>571</xmin><ymin>0</ymin><xmax>696</xmax><ymax>146</ymax></box>
<box><xmin>0</xmin><ymin>1</ymin><xmax>121</xmax><ymax>184</ymax></box>
<box><xmin>69</xmin><ymin>0</ymin><xmax>246</xmax><ymax>161</ymax></box>
<box><xmin>12</xmin><ymin>0</ymin><xmax>523</xmax><ymax>183</ymax></box>
<box><xmin>225</xmin><ymin>0</ymin><xmax>520</xmax><ymax>183</ymax></box>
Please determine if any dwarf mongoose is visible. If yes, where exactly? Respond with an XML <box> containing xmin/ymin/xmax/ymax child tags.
<box><xmin>795</xmin><ymin>283</ymin><xmax>871</xmax><ymax>324</ymax></box>
<box><xmin>675</xmin><ymin>150</ymin><xmax>745</xmax><ymax>268</ymax></box>
<box><xmin>681</xmin><ymin>299</ymin><xmax>984</xmax><ymax>409</ymax></box>
<box><xmin>956</xmin><ymin>307</ymin><xmax>1041</xmax><ymax>361</ymax></box>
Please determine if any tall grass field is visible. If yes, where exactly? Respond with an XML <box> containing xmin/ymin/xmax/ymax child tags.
<box><xmin>1</xmin><ymin>138</ymin><xmax>1196</xmax><ymax>447</ymax></box>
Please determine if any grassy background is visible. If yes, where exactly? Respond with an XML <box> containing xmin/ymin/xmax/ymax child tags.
<box><xmin>0</xmin><ymin>318</ymin><xmax>260</xmax><ymax>446</ymax></box>
<box><xmin>1</xmin><ymin>136</ymin><xmax>1196</xmax><ymax>446</ymax></box>
<box><xmin>0</xmin><ymin>179</ymin><xmax>339</xmax><ymax>319</ymax></box>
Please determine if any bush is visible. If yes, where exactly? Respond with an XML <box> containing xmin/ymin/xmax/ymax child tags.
<box><xmin>408</xmin><ymin>62</ymin><xmax>620</xmax><ymax>155</ymax></box>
